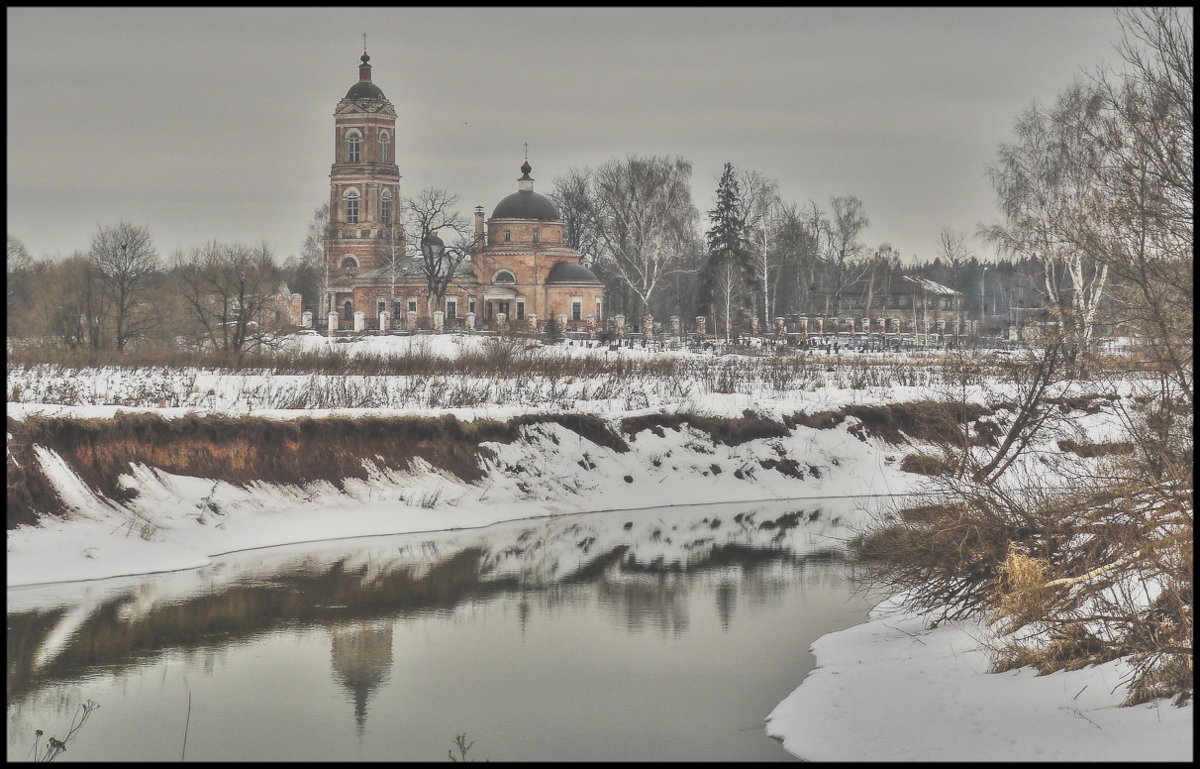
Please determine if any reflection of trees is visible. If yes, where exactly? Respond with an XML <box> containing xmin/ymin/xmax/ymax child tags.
<box><xmin>6</xmin><ymin>548</ymin><xmax>514</xmax><ymax>704</ymax></box>
<box><xmin>6</xmin><ymin>608</ymin><xmax>66</xmax><ymax>702</ymax></box>
<box><xmin>715</xmin><ymin>581</ymin><xmax>737</xmax><ymax>631</ymax></box>
<box><xmin>596</xmin><ymin>575</ymin><xmax>690</xmax><ymax>635</ymax></box>
<box><xmin>8</xmin><ymin>533</ymin><xmax>854</xmax><ymax>708</ymax></box>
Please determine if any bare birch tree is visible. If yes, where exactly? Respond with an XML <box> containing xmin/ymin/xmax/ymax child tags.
<box><xmin>983</xmin><ymin>90</ymin><xmax>1109</xmax><ymax>359</ymax></box>
<box><xmin>1075</xmin><ymin>6</ymin><xmax>1193</xmax><ymax>393</ymax></box>
<box><xmin>735</xmin><ymin>170</ymin><xmax>781</xmax><ymax>329</ymax></box>
<box><xmin>823</xmin><ymin>196</ymin><xmax>869</xmax><ymax>315</ymax></box>
<box><xmin>297</xmin><ymin>202</ymin><xmax>329</xmax><ymax>317</ymax></box>
<box><xmin>587</xmin><ymin>155</ymin><xmax>700</xmax><ymax>319</ymax></box>
<box><xmin>380</xmin><ymin>211</ymin><xmax>405</xmax><ymax>319</ymax></box>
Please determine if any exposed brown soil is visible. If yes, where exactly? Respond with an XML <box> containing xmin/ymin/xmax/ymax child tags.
<box><xmin>5</xmin><ymin>398</ymin><xmax>1090</xmax><ymax>529</ymax></box>
<box><xmin>5</xmin><ymin>412</ymin><xmax>623</xmax><ymax>529</ymax></box>
<box><xmin>620</xmin><ymin>409</ymin><xmax>790</xmax><ymax>445</ymax></box>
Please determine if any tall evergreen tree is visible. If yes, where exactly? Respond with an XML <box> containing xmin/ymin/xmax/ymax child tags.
<box><xmin>700</xmin><ymin>162</ymin><xmax>754</xmax><ymax>339</ymax></box>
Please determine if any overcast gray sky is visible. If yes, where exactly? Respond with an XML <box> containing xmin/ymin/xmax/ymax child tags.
<box><xmin>8</xmin><ymin>7</ymin><xmax>1133</xmax><ymax>264</ymax></box>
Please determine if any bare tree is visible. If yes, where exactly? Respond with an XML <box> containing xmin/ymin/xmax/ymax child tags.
<box><xmin>938</xmin><ymin>228</ymin><xmax>974</xmax><ymax>329</ymax></box>
<box><xmin>777</xmin><ymin>200</ymin><xmax>827</xmax><ymax>317</ymax></box>
<box><xmin>173</xmin><ymin>241</ymin><xmax>284</xmax><ymax>352</ymax></box>
<box><xmin>88</xmin><ymin>221</ymin><xmax>159</xmax><ymax>351</ymax></box>
<box><xmin>860</xmin><ymin>243</ymin><xmax>898</xmax><ymax>321</ymax></box>
<box><xmin>548</xmin><ymin>167</ymin><xmax>601</xmax><ymax>266</ymax></box>
<box><xmin>710</xmin><ymin>260</ymin><xmax>751</xmax><ymax>342</ymax></box>
<box><xmin>822</xmin><ymin>196</ymin><xmax>870</xmax><ymax>315</ymax></box>
<box><xmin>380</xmin><ymin>212</ymin><xmax>406</xmax><ymax>320</ymax></box>
<box><xmin>33</xmin><ymin>252</ymin><xmax>108</xmax><ymax>350</ymax></box>
<box><xmin>404</xmin><ymin>188</ymin><xmax>476</xmax><ymax>318</ymax></box>
<box><xmin>1075</xmin><ymin>7</ymin><xmax>1193</xmax><ymax>394</ymax></box>
<box><xmin>735</xmin><ymin>170</ymin><xmax>781</xmax><ymax>329</ymax></box>
<box><xmin>7</xmin><ymin>235</ymin><xmax>33</xmax><ymax>337</ymax></box>
<box><xmin>295</xmin><ymin>203</ymin><xmax>330</xmax><ymax>317</ymax></box>
<box><xmin>587</xmin><ymin>155</ymin><xmax>700</xmax><ymax>319</ymax></box>
<box><xmin>877</xmin><ymin>7</ymin><xmax>1194</xmax><ymax>707</ymax></box>
<box><xmin>937</xmin><ymin>229</ymin><xmax>973</xmax><ymax>287</ymax></box>
<box><xmin>982</xmin><ymin>84</ymin><xmax>1110</xmax><ymax>359</ymax></box>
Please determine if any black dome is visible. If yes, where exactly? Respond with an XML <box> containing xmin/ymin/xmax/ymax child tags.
<box><xmin>545</xmin><ymin>261</ymin><xmax>602</xmax><ymax>284</ymax></box>
<box><xmin>345</xmin><ymin>81</ymin><xmax>386</xmax><ymax>100</ymax></box>
<box><xmin>421</xmin><ymin>231</ymin><xmax>444</xmax><ymax>247</ymax></box>
<box><xmin>491</xmin><ymin>190</ymin><xmax>560</xmax><ymax>220</ymax></box>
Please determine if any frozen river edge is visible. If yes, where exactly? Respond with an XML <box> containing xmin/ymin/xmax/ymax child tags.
<box><xmin>7</xmin><ymin>407</ymin><xmax>1191</xmax><ymax>762</ymax></box>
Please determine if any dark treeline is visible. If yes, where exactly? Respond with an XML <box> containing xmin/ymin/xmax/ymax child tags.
<box><xmin>6</xmin><ymin>221</ymin><xmax>1049</xmax><ymax>355</ymax></box>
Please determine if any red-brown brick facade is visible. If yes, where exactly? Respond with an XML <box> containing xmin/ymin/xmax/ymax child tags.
<box><xmin>321</xmin><ymin>53</ymin><xmax>603</xmax><ymax>331</ymax></box>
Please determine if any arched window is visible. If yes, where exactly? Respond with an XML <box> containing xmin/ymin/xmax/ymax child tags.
<box><xmin>380</xmin><ymin>191</ymin><xmax>392</xmax><ymax>224</ymax></box>
<box><xmin>343</xmin><ymin>300</ymin><xmax>353</xmax><ymax>322</ymax></box>
<box><xmin>340</xmin><ymin>256</ymin><xmax>358</xmax><ymax>270</ymax></box>
<box><xmin>493</xmin><ymin>270</ymin><xmax>516</xmax><ymax>284</ymax></box>
<box><xmin>345</xmin><ymin>190</ymin><xmax>359</xmax><ymax>224</ymax></box>
<box><xmin>532</xmin><ymin>228</ymin><xmax>540</xmax><ymax>243</ymax></box>
<box><xmin>347</xmin><ymin>131</ymin><xmax>361</xmax><ymax>163</ymax></box>
<box><xmin>379</xmin><ymin>132</ymin><xmax>390</xmax><ymax>163</ymax></box>
<box><xmin>503</xmin><ymin>229</ymin><xmax>511</xmax><ymax>242</ymax></box>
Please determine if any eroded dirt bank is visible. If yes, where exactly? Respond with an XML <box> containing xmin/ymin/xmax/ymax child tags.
<box><xmin>5</xmin><ymin>400</ymin><xmax>1030</xmax><ymax>529</ymax></box>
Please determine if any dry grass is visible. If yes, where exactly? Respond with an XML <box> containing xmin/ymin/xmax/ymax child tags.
<box><xmin>620</xmin><ymin>410</ymin><xmax>789</xmax><ymax>446</ymax></box>
<box><xmin>1056</xmin><ymin>438</ymin><xmax>1134</xmax><ymax>457</ymax></box>
<box><xmin>5</xmin><ymin>412</ymin><xmax>621</xmax><ymax>525</ymax></box>
<box><xmin>856</xmin><ymin>478</ymin><xmax>1193</xmax><ymax>706</ymax></box>
<box><xmin>899</xmin><ymin>452</ymin><xmax>953</xmax><ymax>476</ymax></box>
<box><xmin>784</xmin><ymin>401</ymin><xmax>994</xmax><ymax>447</ymax></box>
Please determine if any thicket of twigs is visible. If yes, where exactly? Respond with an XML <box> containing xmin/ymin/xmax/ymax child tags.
<box><xmin>855</xmin><ymin>7</ymin><xmax>1192</xmax><ymax>707</ymax></box>
<box><xmin>856</xmin><ymin>375</ymin><xmax>1192</xmax><ymax>705</ymax></box>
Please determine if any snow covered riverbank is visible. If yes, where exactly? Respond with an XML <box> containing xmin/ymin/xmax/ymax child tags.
<box><xmin>7</xmin><ymin>411</ymin><xmax>917</xmax><ymax>587</ymax></box>
<box><xmin>7</xmin><ymin>336</ymin><xmax>1189</xmax><ymax>761</ymax></box>
<box><xmin>766</xmin><ymin>593</ymin><xmax>1193</xmax><ymax>762</ymax></box>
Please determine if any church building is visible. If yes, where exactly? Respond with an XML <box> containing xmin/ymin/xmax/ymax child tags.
<box><xmin>322</xmin><ymin>51</ymin><xmax>605</xmax><ymax>331</ymax></box>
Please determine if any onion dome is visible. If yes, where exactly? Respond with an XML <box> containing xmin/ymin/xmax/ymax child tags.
<box><xmin>545</xmin><ymin>261</ymin><xmax>603</xmax><ymax>284</ymax></box>
<box><xmin>345</xmin><ymin>51</ymin><xmax>386</xmax><ymax>100</ymax></box>
<box><xmin>491</xmin><ymin>160</ymin><xmax>560</xmax><ymax>220</ymax></box>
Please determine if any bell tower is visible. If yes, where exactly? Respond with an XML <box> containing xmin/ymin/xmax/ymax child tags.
<box><xmin>324</xmin><ymin>47</ymin><xmax>403</xmax><ymax>318</ymax></box>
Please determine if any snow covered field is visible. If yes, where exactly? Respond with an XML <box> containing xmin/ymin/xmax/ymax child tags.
<box><xmin>6</xmin><ymin>334</ymin><xmax>1190</xmax><ymax>761</ymax></box>
<box><xmin>7</xmin><ymin>332</ymin><xmax>1000</xmax><ymax>419</ymax></box>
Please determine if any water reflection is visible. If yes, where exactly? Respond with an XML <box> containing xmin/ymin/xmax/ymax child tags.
<box><xmin>331</xmin><ymin>622</ymin><xmax>393</xmax><ymax>734</ymax></box>
<box><xmin>7</xmin><ymin>498</ymin><xmax>879</xmax><ymax>762</ymax></box>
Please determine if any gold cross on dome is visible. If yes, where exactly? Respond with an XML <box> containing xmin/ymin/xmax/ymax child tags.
<box><xmin>524</xmin><ymin>142</ymin><xmax>528</xmax><ymax>161</ymax></box>
<box><xmin>362</xmin><ymin>33</ymin><xmax>368</xmax><ymax>53</ymax></box>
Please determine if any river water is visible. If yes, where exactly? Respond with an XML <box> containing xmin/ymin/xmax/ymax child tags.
<box><xmin>7</xmin><ymin>498</ymin><xmax>886</xmax><ymax>761</ymax></box>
